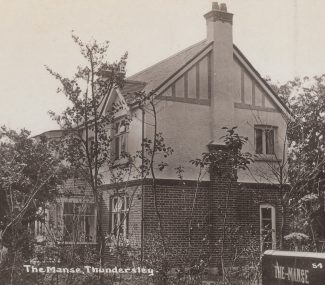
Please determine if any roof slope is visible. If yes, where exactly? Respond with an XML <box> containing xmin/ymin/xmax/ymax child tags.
<box><xmin>128</xmin><ymin>40</ymin><xmax>209</xmax><ymax>93</ymax></box>
<box><xmin>124</xmin><ymin>39</ymin><xmax>292</xmax><ymax>118</ymax></box>
<box><xmin>120</xmin><ymin>80</ymin><xmax>147</xmax><ymax>105</ymax></box>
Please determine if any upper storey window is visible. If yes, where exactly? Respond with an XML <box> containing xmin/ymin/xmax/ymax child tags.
<box><xmin>255</xmin><ymin>126</ymin><xmax>276</xmax><ymax>155</ymax></box>
<box><xmin>113</xmin><ymin>119</ymin><xmax>128</xmax><ymax>160</ymax></box>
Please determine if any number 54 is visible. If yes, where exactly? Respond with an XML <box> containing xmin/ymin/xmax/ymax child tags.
<box><xmin>312</xmin><ymin>263</ymin><xmax>323</xmax><ymax>269</ymax></box>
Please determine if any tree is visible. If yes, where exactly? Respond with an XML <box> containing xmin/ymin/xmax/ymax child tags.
<box><xmin>46</xmin><ymin>34</ymin><xmax>128</xmax><ymax>264</ymax></box>
<box><xmin>0</xmin><ymin>126</ymin><xmax>65</xmax><ymax>284</ymax></box>
<box><xmin>266</xmin><ymin>75</ymin><xmax>325</xmax><ymax>250</ymax></box>
<box><xmin>190</xmin><ymin>127</ymin><xmax>253</xmax><ymax>283</ymax></box>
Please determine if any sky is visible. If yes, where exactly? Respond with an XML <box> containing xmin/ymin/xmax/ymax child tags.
<box><xmin>0</xmin><ymin>0</ymin><xmax>324</xmax><ymax>135</ymax></box>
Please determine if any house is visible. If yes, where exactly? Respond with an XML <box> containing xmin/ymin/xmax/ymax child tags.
<box><xmin>39</xmin><ymin>2</ymin><xmax>292</xmax><ymax>274</ymax></box>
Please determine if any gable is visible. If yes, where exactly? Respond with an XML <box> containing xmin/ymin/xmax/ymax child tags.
<box><xmin>159</xmin><ymin>50</ymin><xmax>212</xmax><ymax>106</ymax></box>
<box><xmin>103</xmin><ymin>88</ymin><xmax>129</xmax><ymax>118</ymax></box>
<box><xmin>119</xmin><ymin>40</ymin><xmax>291</xmax><ymax>119</ymax></box>
<box><xmin>233</xmin><ymin>45</ymin><xmax>292</xmax><ymax>120</ymax></box>
<box><xmin>233</xmin><ymin>58</ymin><xmax>278</xmax><ymax>112</ymax></box>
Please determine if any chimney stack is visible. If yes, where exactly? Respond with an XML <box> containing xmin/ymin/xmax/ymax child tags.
<box><xmin>220</xmin><ymin>3</ymin><xmax>227</xmax><ymax>12</ymax></box>
<box><xmin>204</xmin><ymin>2</ymin><xmax>233</xmax><ymax>42</ymax></box>
<box><xmin>212</xmin><ymin>2</ymin><xmax>219</xmax><ymax>10</ymax></box>
<box><xmin>205</xmin><ymin>2</ymin><xmax>235</xmax><ymax>142</ymax></box>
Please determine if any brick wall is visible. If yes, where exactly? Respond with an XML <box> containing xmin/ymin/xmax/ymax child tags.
<box><xmin>142</xmin><ymin>179</ymin><xmax>211</xmax><ymax>266</ymax></box>
<box><xmin>99</xmin><ymin>160</ymin><xmax>288</xmax><ymax>270</ymax></box>
<box><xmin>141</xmin><ymin>178</ymin><xmax>286</xmax><ymax>270</ymax></box>
<box><xmin>101</xmin><ymin>181</ymin><xmax>143</xmax><ymax>265</ymax></box>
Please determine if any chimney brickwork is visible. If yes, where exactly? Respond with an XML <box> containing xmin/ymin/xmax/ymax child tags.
<box><xmin>205</xmin><ymin>2</ymin><xmax>235</xmax><ymax>143</ymax></box>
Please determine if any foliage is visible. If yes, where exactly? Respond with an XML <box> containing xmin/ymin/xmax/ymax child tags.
<box><xmin>190</xmin><ymin>127</ymin><xmax>253</xmax><ymax>178</ymax></box>
<box><xmin>46</xmin><ymin>33</ymin><xmax>128</xmax><ymax>263</ymax></box>
<box><xmin>189</xmin><ymin>127</ymin><xmax>254</xmax><ymax>283</ymax></box>
<box><xmin>270</xmin><ymin>75</ymin><xmax>325</xmax><ymax>249</ymax></box>
<box><xmin>0</xmin><ymin>126</ymin><xmax>66</xmax><ymax>284</ymax></box>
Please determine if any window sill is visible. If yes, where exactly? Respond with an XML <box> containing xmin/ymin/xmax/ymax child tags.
<box><xmin>58</xmin><ymin>241</ymin><xmax>98</xmax><ymax>245</ymax></box>
<box><xmin>254</xmin><ymin>154</ymin><xmax>282</xmax><ymax>162</ymax></box>
<box><xmin>111</xmin><ymin>158</ymin><xmax>130</xmax><ymax>169</ymax></box>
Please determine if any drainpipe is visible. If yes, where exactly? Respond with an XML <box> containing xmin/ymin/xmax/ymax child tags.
<box><xmin>141</xmin><ymin>107</ymin><xmax>145</xmax><ymax>261</ymax></box>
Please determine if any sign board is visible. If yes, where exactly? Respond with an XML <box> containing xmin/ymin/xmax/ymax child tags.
<box><xmin>262</xmin><ymin>250</ymin><xmax>325</xmax><ymax>285</ymax></box>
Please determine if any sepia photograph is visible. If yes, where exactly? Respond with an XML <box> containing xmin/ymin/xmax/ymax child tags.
<box><xmin>1</xmin><ymin>0</ymin><xmax>325</xmax><ymax>284</ymax></box>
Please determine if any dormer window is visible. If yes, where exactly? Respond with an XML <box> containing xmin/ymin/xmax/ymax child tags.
<box><xmin>118</xmin><ymin>61</ymin><xmax>126</xmax><ymax>74</ymax></box>
<box><xmin>255</xmin><ymin>126</ymin><xmax>276</xmax><ymax>155</ymax></box>
<box><xmin>113</xmin><ymin>119</ymin><xmax>128</xmax><ymax>160</ymax></box>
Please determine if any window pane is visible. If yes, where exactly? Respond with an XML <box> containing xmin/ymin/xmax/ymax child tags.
<box><xmin>126</xmin><ymin>196</ymin><xmax>129</xmax><ymax>210</ymax></box>
<box><xmin>262</xmin><ymin>207</ymin><xmax>271</xmax><ymax>219</ymax></box>
<box><xmin>85</xmin><ymin>204</ymin><xmax>95</xmax><ymax>215</ymax></box>
<box><xmin>85</xmin><ymin>215</ymin><xmax>91</xmax><ymax>242</ymax></box>
<box><xmin>121</xmin><ymin>198</ymin><xmax>125</xmax><ymax>211</ymax></box>
<box><xmin>113</xmin><ymin>198</ymin><xmax>118</xmax><ymax>212</ymax></box>
<box><xmin>75</xmin><ymin>203</ymin><xmax>83</xmax><ymax>215</ymax></box>
<box><xmin>262</xmin><ymin>219</ymin><xmax>272</xmax><ymax>230</ymax></box>
<box><xmin>255</xmin><ymin>129</ymin><xmax>263</xmax><ymax>154</ymax></box>
<box><xmin>64</xmin><ymin>203</ymin><xmax>74</xmax><ymax>214</ymax></box>
<box><xmin>76</xmin><ymin>215</ymin><xmax>85</xmax><ymax>242</ymax></box>
<box><xmin>126</xmin><ymin>213</ymin><xmax>129</xmax><ymax>238</ymax></box>
<box><xmin>63</xmin><ymin>215</ymin><xmax>74</xmax><ymax>242</ymax></box>
<box><xmin>89</xmin><ymin>215</ymin><xmax>96</xmax><ymax>242</ymax></box>
<box><xmin>121</xmin><ymin>135</ymin><xmax>126</xmax><ymax>153</ymax></box>
<box><xmin>263</xmin><ymin>242</ymin><xmax>272</xmax><ymax>251</ymax></box>
<box><xmin>266</xmin><ymin>129</ymin><xmax>275</xmax><ymax>154</ymax></box>
<box><xmin>115</xmin><ymin>122</ymin><xmax>119</xmax><ymax>134</ymax></box>
<box><xmin>113</xmin><ymin>213</ymin><xmax>118</xmax><ymax>235</ymax></box>
<box><xmin>115</xmin><ymin>137</ymin><xmax>120</xmax><ymax>159</ymax></box>
<box><xmin>120</xmin><ymin>212</ymin><xmax>125</xmax><ymax>235</ymax></box>
<box><xmin>119</xmin><ymin>120</ymin><xmax>126</xmax><ymax>133</ymax></box>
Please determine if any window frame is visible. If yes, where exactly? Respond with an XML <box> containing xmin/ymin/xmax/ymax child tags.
<box><xmin>119</xmin><ymin>63</ymin><xmax>126</xmax><ymax>74</ymax></box>
<box><xmin>260</xmin><ymin>204</ymin><xmax>276</xmax><ymax>252</ymax></box>
<box><xmin>254</xmin><ymin>125</ymin><xmax>277</xmax><ymax>155</ymax></box>
<box><xmin>110</xmin><ymin>195</ymin><xmax>130</xmax><ymax>239</ymax></box>
<box><xmin>87</xmin><ymin>136</ymin><xmax>95</xmax><ymax>159</ymax></box>
<box><xmin>112</xmin><ymin>118</ymin><xmax>128</xmax><ymax>160</ymax></box>
<box><xmin>30</xmin><ymin>206</ymin><xmax>50</xmax><ymax>242</ymax></box>
<box><xmin>58</xmin><ymin>198</ymin><xmax>97</xmax><ymax>245</ymax></box>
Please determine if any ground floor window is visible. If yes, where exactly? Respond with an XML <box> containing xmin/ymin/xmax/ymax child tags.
<box><xmin>260</xmin><ymin>204</ymin><xmax>276</xmax><ymax>251</ymax></box>
<box><xmin>62</xmin><ymin>202</ymin><xmax>96</xmax><ymax>243</ymax></box>
<box><xmin>30</xmin><ymin>207</ymin><xmax>49</xmax><ymax>242</ymax></box>
<box><xmin>111</xmin><ymin>195</ymin><xmax>129</xmax><ymax>238</ymax></box>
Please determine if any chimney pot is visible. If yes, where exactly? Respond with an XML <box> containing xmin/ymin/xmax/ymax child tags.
<box><xmin>220</xmin><ymin>3</ymin><xmax>227</xmax><ymax>12</ymax></box>
<box><xmin>212</xmin><ymin>2</ymin><xmax>219</xmax><ymax>10</ymax></box>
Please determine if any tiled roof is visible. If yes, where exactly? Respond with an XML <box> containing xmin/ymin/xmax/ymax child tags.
<box><xmin>120</xmin><ymin>80</ymin><xmax>147</xmax><ymax>105</ymax></box>
<box><xmin>120</xmin><ymin>39</ymin><xmax>291</xmax><ymax>117</ymax></box>
<box><xmin>127</xmin><ymin>40</ymin><xmax>209</xmax><ymax>93</ymax></box>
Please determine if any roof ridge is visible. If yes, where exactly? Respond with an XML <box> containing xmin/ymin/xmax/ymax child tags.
<box><xmin>128</xmin><ymin>39</ymin><xmax>207</xmax><ymax>80</ymax></box>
